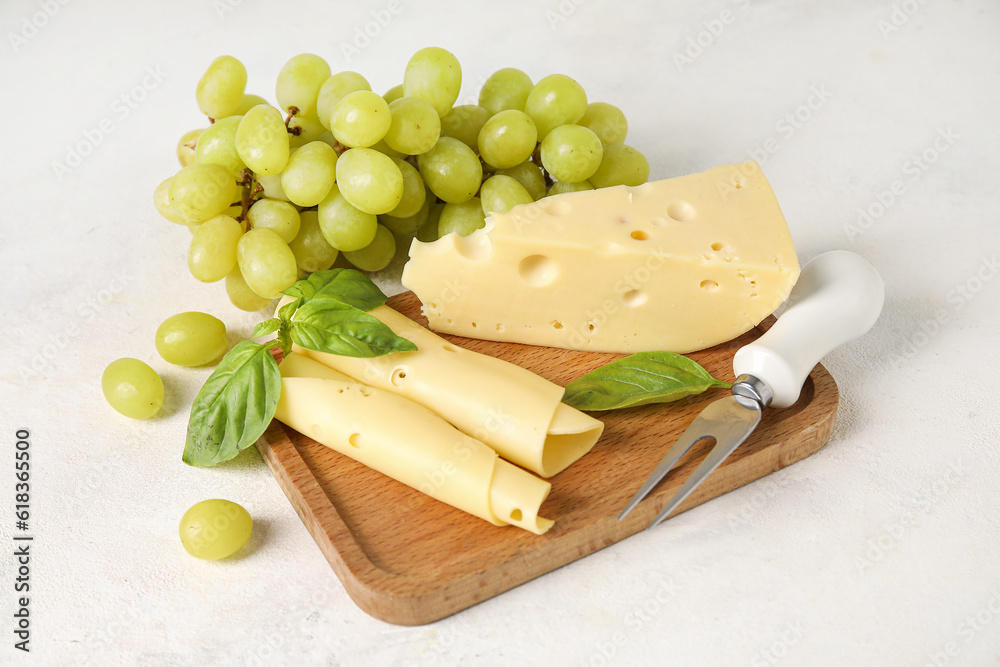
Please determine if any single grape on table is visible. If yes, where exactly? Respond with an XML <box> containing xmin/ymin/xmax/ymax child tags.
<box><xmin>154</xmin><ymin>47</ymin><xmax>650</xmax><ymax>311</ymax></box>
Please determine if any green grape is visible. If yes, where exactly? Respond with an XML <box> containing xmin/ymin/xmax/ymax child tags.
<box><xmin>495</xmin><ymin>161</ymin><xmax>547</xmax><ymax>201</ymax></box>
<box><xmin>234</xmin><ymin>93</ymin><xmax>269</xmax><ymax>116</ymax></box>
<box><xmin>289</xmin><ymin>210</ymin><xmax>339</xmax><ymax>273</ymax></box>
<box><xmin>287</xmin><ymin>112</ymin><xmax>327</xmax><ymax>147</ymax></box>
<box><xmin>540</xmin><ymin>124</ymin><xmax>603</xmax><ymax>183</ymax></box>
<box><xmin>155</xmin><ymin>312</ymin><xmax>228</xmax><ymax>367</ymax></box>
<box><xmin>480</xmin><ymin>175</ymin><xmax>533</xmax><ymax>215</ymax></box>
<box><xmin>343</xmin><ymin>224</ymin><xmax>396</xmax><ymax>272</ymax></box>
<box><xmin>330</xmin><ymin>90</ymin><xmax>391</xmax><ymax>148</ymax></box>
<box><xmin>548</xmin><ymin>180</ymin><xmax>594</xmax><ymax>196</ymax></box>
<box><xmin>380</xmin><ymin>195</ymin><xmax>429</xmax><ymax>236</ymax></box>
<box><xmin>275</xmin><ymin>53</ymin><xmax>331</xmax><ymax>118</ymax></box>
<box><xmin>578</xmin><ymin>102</ymin><xmax>628</xmax><ymax>144</ymax></box>
<box><xmin>588</xmin><ymin>143</ymin><xmax>650</xmax><ymax>188</ymax></box>
<box><xmin>370</xmin><ymin>138</ymin><xmax>404</xmax><ymax>160</ymax></box>
<box><xmin>188</xmin><ymin>214</ymin><xmax>243</xmax><ymax>282</ymax></box>
<box><xmin>154</xmin><ymin>177</ymin><xmax>194</xmax><ymax>225</ymax></box>
<box><xmin>384</xmin><ymin>96</ymin><xmax>441</xmax><ymax>155</ymax></box>
<box><xmin>179</xmin><ymin>499</ymin><xmax>253</xmax><ymax>561</ymax></box>
<box><xmin>417</xmin><ymin>137</ymin><xmax>482</xmax><ymax>204</ymax></box>
<box><xmin>316</xmin><ymin>183</ymin><xmax>378</xmax><ymax>251</ymax></box>
<box><xmin>237</xmin><ymin>228</ymin><xmax>299</xmax><ymax>298</ymax></box>
<box><xmin>524</xmin><ymin>73</ymin><xmax>588</xmax><ymax>139</ymax></box>
<box><xmin>235</xmin><ymin>104</ymin><xmax>290</xmax><ymax>176</ymax></box>
<box><xmin>439</xmin><ymin>104</ymin><xmax>489</xmax><ymax>152</ymax></box>
<box><xmin>417</xmin><ymin>202</ymin><xmax>445</xmax><ymax>242</ymax></box>
<box><xmin>256</xmin><ymin>172</ymin><xmax>290</xmax><ymax>202</ymax></box>
<box><xmin>477</xmin><ymin>110</ymin><xmax>538</xmax><ymax>169</ymax></box>
<box><xmin>479</xmin><ymin>67</ymin><xmax>533</xmax><ymax>116</ymax></box>
<box><xmin>177</xmin><ymin>128</ymin><xmax>203</xmax><ymax>167</ymax></box>
<box><xmin>196</xmin><ymin>56</ymin><xmax>247</xmax><ymax>119</ymax></box>
<box><xmin>383</xmin><ymin>84</ymin><xmax>404</xmax><ymax>104</ymax></box>
<box><xmin>385</xmin><ymin>158</ymin><xmax>426</xmax><ymax>218</ymax></box>
<box><xmin>438</xmin><ymin>198</ymin><xmax>486</xmax><ymax>237</ymax></box>
<box><xmin>169</xmin><ymin>164</ymin><xmax>239</xmax><ymax>223</ymax></box>
<box><xmin>101</xmin><ymin>358</ymin><xmax>163</xmax><ymax>420</ymax></box>
<box><xmin>247</xmin><ymin>198</ymin><xmax>300</xmax><ymax>242</ymax></box>
<box><xmin>403</xmin><ymin>47</ymin><xmax>462</xmax><ymax>117</ymax></box>
<box><xmin>335</xmin><ymin>148</ymin><xmax>403</xmax><ymax>215</ymax></box>
<box><xmin>225</xmin><ymin>267</ymin><xmax>274</xmax><ymax>311</ymax></box>
<box><xmin>281</xmin><ymin>141</ymin><xmax>338</xmax><ymax>207</ymax></box>
<box><xmin>195</xmin><ymin>116</ymin><xmax>246</xmax><ymax>176</ymax></box>
<box><xmin>317</xmin><ymin>71</ymin><xmax>371</xmax><ymax>129</ymax></box>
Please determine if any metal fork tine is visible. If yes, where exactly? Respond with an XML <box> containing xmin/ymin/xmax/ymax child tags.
<box><xmin>617</xmin><ymin>428</ymin><xmax>713</xmax><ymax>521</ymax></box>
<box><xmin>644</xmin><ymin>435</ymin><xmax>746</xmax><ymax>529</ymax></box>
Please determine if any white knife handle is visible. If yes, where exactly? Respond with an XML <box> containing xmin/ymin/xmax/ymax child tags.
<box><xmin>732</xmin><ymin>250</ymin><xmax>885</xmax><ymax>408</ymax></box>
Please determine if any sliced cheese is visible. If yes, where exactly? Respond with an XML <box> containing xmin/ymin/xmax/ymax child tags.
<box><xmin>281</xmin><ymin>300</ymin><xmax>604</xmax><ymax>478</ymax></box>
<box><xmin>275</xmin><ymin>352</ymin><xmax>554</xmax><ymax>535</ymax></box>
<box><xmin>401</xmin><ymin>161</ymin><xmax>800</xmax><ymax>354</ymax></box>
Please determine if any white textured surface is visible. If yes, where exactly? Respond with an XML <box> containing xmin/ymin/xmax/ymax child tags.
<box><xmin>2</xmin><ymin>0</ymin><xmax>998</xmax><ymax>665</ymax></box>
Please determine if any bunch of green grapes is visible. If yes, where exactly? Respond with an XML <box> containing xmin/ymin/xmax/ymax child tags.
<box><xmin>155</xmin><ymin>49</ymin><xmax>650</xmax><ymax>311</ymax></box>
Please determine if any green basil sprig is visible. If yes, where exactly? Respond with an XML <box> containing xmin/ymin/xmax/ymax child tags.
<box><xmin>561</xmin><ymin>351</ymin><xmax>730</xmax><ymax>411</ymax></box>
<box><xmin>183</xmin><ymin>269</ymin><xmax>415</xmax><ymax>467</ymax></box>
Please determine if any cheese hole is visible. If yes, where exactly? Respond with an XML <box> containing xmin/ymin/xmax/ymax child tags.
<box><xmin>551</xmin><ymin>321</ymin><xmax>564</xmax><ymax>329</ymax></box>
<box><xmin>630</xmin><ymin>230</ymin><xmax>650</xmax><ymax>241</ymax></box>
<box><xmin>510</xmin><ymin>509</ymin><xmax>523</xmax><ymax>522</ymax></box>
<box><xmin>348</xmin><ymin>433</ymin><xmax>362</xmax><ymax>448</ymax></box>
<box><xmin>518</xmin><ymin>254</ymin><xmax>559</xmax><ymax>287</ymax></box>
<box><xmin>442</xmin><ymin>344</ymin><xmax>460</xmax><ymax>353</ymax></box>
<box><xmin>711</xmin><ymin>242</ymin><xmax>725</xmax><ymax>251</ymax></box>
<box><xmin>751</xmin><ymin>292</ymin><xmax>759</xmax><ymax>298</ymax></box>
<box><xmin>453</xmin><ymin>230</ymin><xmax>492</xmax><ymax>261</ymax></box>
<box><xmin>700</xmin><ymin>279</ymin><xmax>720</xmax><ymax>291</ymax></box>
<box><xmin>630</xmin><ymin>183</ymin><xmax>655</xmax><ymax>197</ymax></box>
<box><xmin>390</xmin><ymin>368</ymin><xmax>407</xmax><ymax>387</ymax></box>
<box><xmin>495</xmin><ymin>323</ymin><xmax>504</xmax><ymax>331</ymax></box>
<box><xmin>617</xmin><ymin>215</ymin><xmax>630</xmax><ymax>225</ymax></box>
<box><xmin>623</xmin><ymin>289</ymin><xmax>647</xmax><ymax>307</ymax></box>
<box><xmin>667</xmin><ymin>201</ymin><xmax>696</xmax><ymax>221</ymax></box>
<box><xmin>650</xmin><ymin>216</ymin><xmax>668</xmax><ymax>227</ymax></box>
<box><xmin>587</xmin><ymin>322</ymin><xmax>596</xmax><ymax>332</ymax></box>
<box><xmin>543</xmin><ymin>199</ymin><xmax>572</xmax><ymax>216</ymax></box>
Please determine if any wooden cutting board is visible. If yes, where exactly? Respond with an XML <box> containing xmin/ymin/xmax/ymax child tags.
<box><xmin>255</xmin><ymin>291</ymin><xmax>838</xmax><ymax>625</ymax></box>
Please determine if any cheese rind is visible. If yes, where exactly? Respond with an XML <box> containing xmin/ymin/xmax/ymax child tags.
<box><xmin>275</xmin><ymin>352</ymin><xmax>554</xmax><ymax>534</ymax></box>
<box><xmin>401</xmin><ymin>161</ymin><xmax>800</xmax><ymax>353</ymax></box>
<box><xmin>290</xmin><ymin>303</ymin><xmax>604</xmax><ymax>478</ymax></box>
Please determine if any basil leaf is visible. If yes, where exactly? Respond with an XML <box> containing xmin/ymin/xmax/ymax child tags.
<box><xmin>562</xmin><ymin>351</ymin><xmax>730</xmax><ymax>411</ymax></box>
<box><xmin>281</xmin><ymin>268</ymin><xmax>388</xmax><ymax>311</ymax></box>
<box><xmin>252</xmin><ymin>318</ymin><xmax>281</xmax><ymax>338</ymax></box>
<box><xmin>183</xmin><ymin>340</ymin><xmax>281</xmax><ymax>467</ymax></box>
<box><xmin>289</xmin><ymin>299</ymin><xmax>417</xmax><ymax>357</ymax></box>
<box><xmin>278</xmin><ymin>297</ymin><xmax>301</xmax><ymax>321</ymax></box>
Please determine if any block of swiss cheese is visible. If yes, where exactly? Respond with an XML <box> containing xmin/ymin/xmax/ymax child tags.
<box><xmin>402</xmin><ymin>161</ymin><xmax>800</xmax><ymax>354</ymax></box>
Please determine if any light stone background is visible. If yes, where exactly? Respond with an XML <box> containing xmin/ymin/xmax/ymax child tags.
<box><xmin>1</xmin><ymin>0</ymin><xmax>998</xmax><ymax>665</ymax></box>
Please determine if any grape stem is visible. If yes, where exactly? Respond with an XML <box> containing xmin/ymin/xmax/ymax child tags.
<box><xmin>284</xmin><ymin>107</ymin><xmax>302</xmax><ymax>136</ymax></box>
<box><xmin>235</xmin><ymin>171</ymin><xmax>263</xmax><ymax>226</ymax></box>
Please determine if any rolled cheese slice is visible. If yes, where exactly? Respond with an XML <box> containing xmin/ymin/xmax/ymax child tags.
<box><xmin>285</xmin><ymin>301</ymin><xmax>605</xmax><ymax>478</ymax></box>
<box><xmin>275</xmin><ymin>352</ymin><xmax>555</xmax><ymax>535</ymax></box>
